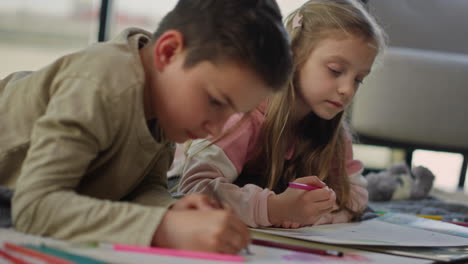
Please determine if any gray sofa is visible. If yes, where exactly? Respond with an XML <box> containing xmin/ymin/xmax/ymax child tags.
<box><xmin>350</xmin><ymin>0</ymin><xmax>468</xmax><ymax>187</ymax></box>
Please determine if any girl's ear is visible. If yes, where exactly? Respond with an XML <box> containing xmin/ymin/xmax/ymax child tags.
<box><xmin>152</xmin><ymin>30</ymin><xmax>185</xmax><ymax>71</ymax></box>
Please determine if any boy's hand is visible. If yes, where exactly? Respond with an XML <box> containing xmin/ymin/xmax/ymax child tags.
<box><xmin>152</xmin><ymin>208</ymin><xmax>251</xmax><ymax>254</ymax></box>
<box><xmin>268</xmin><ymin>176</ymin><xmax>336</xmax><ymax>227</ymax></box>
<box><xmin>171</xmin><ymin>193</ymin><xmax>222</xmax><ymax>210</ymax></box>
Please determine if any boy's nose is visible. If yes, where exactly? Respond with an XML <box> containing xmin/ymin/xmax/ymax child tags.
<box><xmin>203</xmin><ymin>121</ymin><xmax>224</xmax><ymax>137</ymax></box>
<box><xmin>203</xmin><ymin>111</ymin><xmax>234</xmax><ymax>137</ymax></box>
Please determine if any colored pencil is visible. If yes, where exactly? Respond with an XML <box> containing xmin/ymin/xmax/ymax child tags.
<box><xmin>24</xmin><ymin>244</ymin><xmax>107</xmax><ymax>264</ymax></box>
<box><xmin>4</xmin><ymin>243</ymin><xmax>73</xmax><ymax>264</ymax></box>
<box><xmin>375</xmin><ymin>211</ymin><xmax>468</xmax><ymax>227</ymax></box>
<box><xmin>376</xmin><ymin>211</ymin><xmax>453</xmax><ymax>221</ymax></box>
<box><xmin>0</xmin><ymin>248</ymin><xmax>31</xmax><ymax>264</ymax></box>
<box><xmin>446</xmin><ymin>221</ymin><xmax>468</xmax><ymax>227</ymax></box>
<box><xmin>252</xmin><ymin>239</ymin><xmax>343</xmax><ymax>257</ymax></box>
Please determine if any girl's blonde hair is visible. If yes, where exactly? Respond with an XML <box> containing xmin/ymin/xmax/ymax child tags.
<box><xmin>240</xmin><ymin>0</ymin><xmax>386</xmax><ymax>218</ymax></box>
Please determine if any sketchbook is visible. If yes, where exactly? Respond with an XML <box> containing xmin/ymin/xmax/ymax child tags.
<box><xmin>253</xmin><ymin>215</ymin><xmax>468</xmax><ymax>247</ymax></box>
<box><xmin>377</xmin><ymin>213</ymin><xmax>468</xmax><ymax>238</ymax></box>
<box><xmin>354</xmin><ymin>245</ymin><xmax>468</xmax><ymax>263</ymax></box>
<box><xmin>354</xmin><ymin>213</ymin><xmax>468</xmax><ymax>262</ymax></box>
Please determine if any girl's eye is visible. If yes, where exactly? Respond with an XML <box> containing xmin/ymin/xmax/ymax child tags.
<box><xmin>355</xmin><ymin>78</ymin><xmax>364</xmax><ymax>85</ymax></box>
<box><xmin>328</xmin><ymin>67</ymin><xmax>341</xmax><ymax>76</ymax></box>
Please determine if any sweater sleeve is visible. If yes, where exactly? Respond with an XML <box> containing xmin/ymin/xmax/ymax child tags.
<box><xmin>12</xmin><ymin>78</ymin><xmax>168</xmax><ymax>246</ymax></box>
<box><xmin>313</xmin><ymin>135</ymin><xmax>368</xmax><ymax>225</ymax></box>
<box><xmin>178</xmin><ymin>112</ymin><xmax>274</xmax><ymax>227</ymax></box>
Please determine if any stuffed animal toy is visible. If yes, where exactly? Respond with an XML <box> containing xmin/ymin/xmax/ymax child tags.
<box><xmin>366</xmin><ymin>162</ymin><xmax>435</xmax><ymax>201</ymax></box>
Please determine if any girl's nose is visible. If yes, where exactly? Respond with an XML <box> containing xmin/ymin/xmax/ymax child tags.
<box><xmin>337</xmin><ymin>80</ymin><xmax>356</xmax><ymax>98</ymax></box>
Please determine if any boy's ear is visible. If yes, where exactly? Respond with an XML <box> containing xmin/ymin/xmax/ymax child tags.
<box><xmin>153</xmin><ymin>30</ymin><xmax>185</xmax><ymax>71</ymax></box>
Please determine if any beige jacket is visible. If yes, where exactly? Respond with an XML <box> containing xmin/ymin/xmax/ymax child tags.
<box><xmin>0</xmin><ymin>28</ymin><xmax>175</xmax><ymax>245</ymax></box>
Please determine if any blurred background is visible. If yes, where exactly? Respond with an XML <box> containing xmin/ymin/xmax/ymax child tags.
<box><xmin>0</xmin><ymin>0</ymin><xmax>306</xmax><ymax>76</ymax></box>
<box><xmin>1</xmin><ymin>0</ymin><xmax>465</xmax><ymax>193</ymax></box>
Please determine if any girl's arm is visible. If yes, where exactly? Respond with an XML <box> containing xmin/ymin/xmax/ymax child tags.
<box><xmin>178</xmin><ymin>112</ymin><xmax>274</xmax><ymax>227</ymax></box>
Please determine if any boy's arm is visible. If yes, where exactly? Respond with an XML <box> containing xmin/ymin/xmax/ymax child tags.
<box><xmin>126</xmin><ymin>149</ymin><xmax>175</xmax><ymax>207</ymax></box>
<box><xmin>12</xmin><ymin>78</ymin><xmax>166</xmax><ymax>245</ymax></box>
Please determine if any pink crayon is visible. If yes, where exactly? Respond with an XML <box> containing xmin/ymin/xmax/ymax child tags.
<box><xmin>288</xmin><ymin>182</ymin><xmax>322</xmax><ymax>191</ymax></box>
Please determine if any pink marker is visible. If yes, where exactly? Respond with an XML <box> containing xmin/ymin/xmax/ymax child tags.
<box><xmin>288</xmin><ymin>182</ymin><xmax>322</xmax><ymax>191</ymax></box>
<box><xmin>113</xmin><ymin>244</ymin><xmax>245</xmax><ymax>262</ymax></box>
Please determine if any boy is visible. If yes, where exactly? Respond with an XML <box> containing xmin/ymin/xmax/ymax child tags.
<box><xmin>0</xmin><ymin>0</ymin><xmax>292</xmax><ymax>253</ymax></box>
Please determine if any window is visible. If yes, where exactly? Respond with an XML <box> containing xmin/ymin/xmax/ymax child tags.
<box><xmin>109</xmin><ymin>0</ymin><xmax>176</xmax><ymax>38</ymax></box>
<box><xmin>0</xmin><ymin>0</ymin><xmax>100</xmax><ymax>77</ymax></box>
<box><xmin>0</xmin><ymin>0</ymin><xmax>308</xmax><ymax>77</ymax></box>
<box><xmin>412</xmin><ymin>150</ymin><xmax>464</xmax><ymax>192</ymax></box>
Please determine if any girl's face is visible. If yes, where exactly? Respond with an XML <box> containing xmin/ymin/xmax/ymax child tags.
<box><xmin>295</xmin><ymin>34</ymin><xmax>378</xmax><ymax>120</ymax></box>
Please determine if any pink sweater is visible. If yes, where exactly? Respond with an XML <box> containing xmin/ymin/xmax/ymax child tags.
<box><xmin>175</xmin><ymin>107</ymin><xmax>368</xmax><ymax>227</ymax></box>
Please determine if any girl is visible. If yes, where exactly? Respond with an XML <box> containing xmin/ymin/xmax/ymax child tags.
<box><xmin>174</xmin><ymin>0</ymin><xmax>386</xmax><ymax>228</ymax></box>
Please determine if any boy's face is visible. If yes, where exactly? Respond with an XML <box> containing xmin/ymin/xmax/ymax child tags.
<box><xmin>147</xmin><ymin>31</ymin><xmax>272</xmax><ymax>143</ymax></box>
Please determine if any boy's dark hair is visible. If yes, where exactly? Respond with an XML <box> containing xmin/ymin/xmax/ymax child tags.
<box><xmin>153</xmin><ymin>0</ymin><xmax>292</xmax><ymax>91</ymax></box>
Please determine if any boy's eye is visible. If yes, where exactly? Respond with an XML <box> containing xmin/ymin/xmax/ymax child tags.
<box><xmin>209</xmin><ymin>96</ymin><xmax>223</xmax><ymax>107</ymax></box>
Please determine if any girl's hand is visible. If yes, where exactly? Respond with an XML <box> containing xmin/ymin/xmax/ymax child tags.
<box><xmin>313</xmin><ymin>208</ymin><xmax>352</xmax><ymax>225</ymax></box>
<box><xmin>267</xmin><ymin>176</ymin><xmax>336</xmax><ymax>227</ymax></box>
<box><xmin>152</xmin><ymin>208</ymin><xmax>251</xmax><ymax>254</ymax></box>
<box><xmin>170</xmin><ymin>193</ymin><xmax>222</xmax><ymax>210</ymax></box>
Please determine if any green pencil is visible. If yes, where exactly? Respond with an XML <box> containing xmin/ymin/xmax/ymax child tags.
<box><xmin>24</xmin><ymin>244</ymin><xmax>108</xmax><ymax>264</ymax></box>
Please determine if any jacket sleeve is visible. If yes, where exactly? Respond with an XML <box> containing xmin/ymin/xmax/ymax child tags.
<box><xmin>12</xmin><ymin>78</ymin><xmax>168</xmax><ymax>246</ymax></box>
<box><xmin>178</xmin><ymin>113</ymin><xmax>274</xmax><ymax>227</ymax></box>
<box><xmin>313</xmin><ymin>136</ymin><xmax>368</xmax><ymax>225</ymax></box>
<box><xmin>126</xmin><ymin>146</ymin><xmax>176</xmax><ymax>208</ymax></box>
